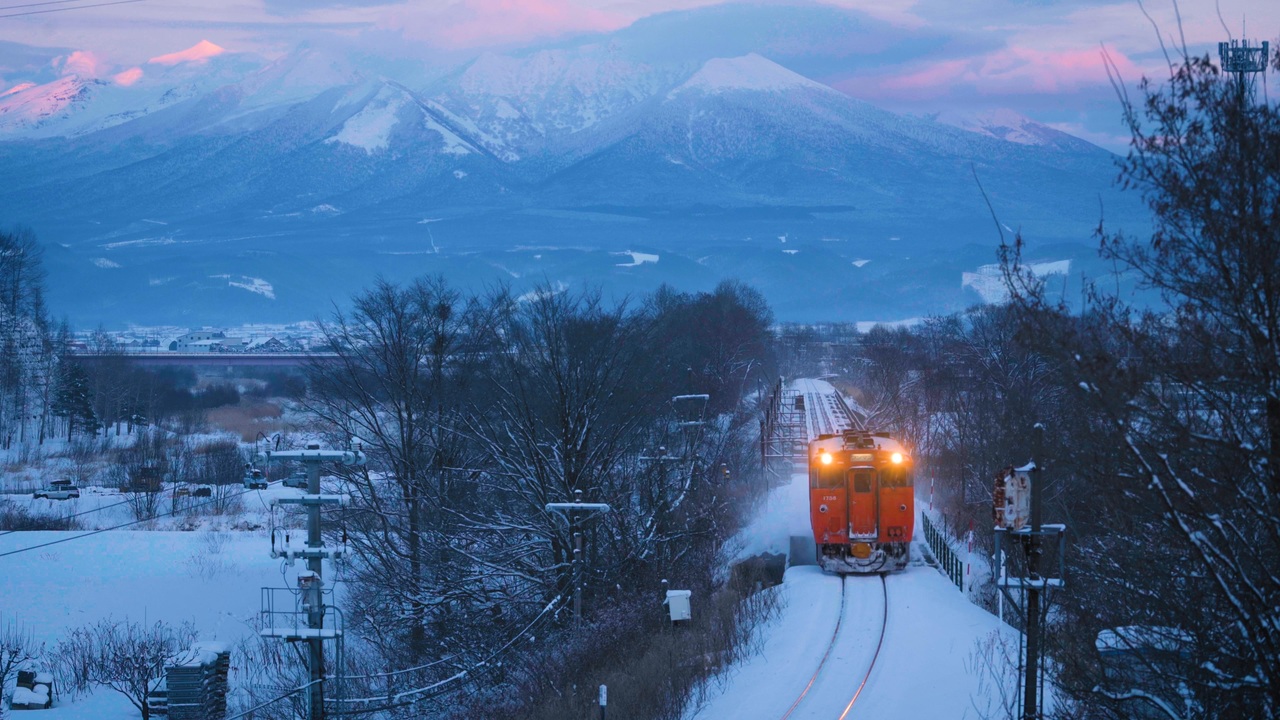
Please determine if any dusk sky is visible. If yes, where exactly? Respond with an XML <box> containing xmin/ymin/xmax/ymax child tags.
<box><xmin>2</xmin><ymin>0</ymin><xmax>1276</xmax><ymax>151</ymax></box>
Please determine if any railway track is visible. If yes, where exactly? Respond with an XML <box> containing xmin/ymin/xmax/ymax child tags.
<box><xmin>779</xmin><ymin>574</ymin><xmax>889</xmax><ymax>720</ymax></box>
<box><xmin>803</xmin><ymin>381</ymin><xmax>848</xmax><ymax>439</ymax></box>
<box><xmin>829</xmin><ymin>386</ymin><xmax>864</xmax><ymax>431</ymax></box>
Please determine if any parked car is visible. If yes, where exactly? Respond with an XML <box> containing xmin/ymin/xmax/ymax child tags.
<box><xmin>243</xmin><ymin>467</ymin><xmax>268</xmax><ymax>490</ymax></box>
<box><xmin>192</xmin><ymin>486</ymin><xmax>213</xmax><ymax>498</ymax></box>
<box><xmin>33</xmin><ymin>486</ymin><xmax>80</xmax><ymax>500</ymax></box>
<box><xmin>282</xmin><ymin>471</ymin><xmax>309</xmax><ymax>489</ymax></box>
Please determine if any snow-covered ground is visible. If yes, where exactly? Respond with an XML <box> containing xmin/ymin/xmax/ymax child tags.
<box><xmin>695</xmin><ymin>380</ymin><xmax>1016</xmax><ymax>719</ymax></box>
<box><xmin>0</xmin><ymin>480</ymin><xmax>324</xmax><ymax>718</ymax></box>
<box><xmin>0</xmin><ymin>527</ymin><xmax>303</xmax><ymax>718</ymax></box>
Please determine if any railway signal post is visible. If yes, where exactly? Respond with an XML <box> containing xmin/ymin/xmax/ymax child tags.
<box><xmin>993</xmin><ymin>424</ymin><xmax>1066</xmax><ymax>720</ymax></box>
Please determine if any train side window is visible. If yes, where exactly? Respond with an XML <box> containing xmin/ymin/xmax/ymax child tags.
<box><xmin>851</xmin><ymin>470</ymin><xmax>873</xmax><ymax>493</ymax></box>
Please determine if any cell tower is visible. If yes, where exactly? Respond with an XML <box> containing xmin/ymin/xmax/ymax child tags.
<box><xmin>1218</xmin><ymin>39</ymin><xmax>1269</xmax><ymax>102</ymax></box>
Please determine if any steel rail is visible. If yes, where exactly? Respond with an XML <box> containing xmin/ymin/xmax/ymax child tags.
<box><xmin>836</xmin><ymin>574</ymin><xmax>889</xmax><ymax>720</ymax></box>
<box><xmin>830</xmin><ymin>387</ymin><xmax>865</xmax><ymax>431</ymax></box>
<box><xmin>779</xmin><ymin>575</ymin><xmax>847</xmax><ymax>720</ymax></box>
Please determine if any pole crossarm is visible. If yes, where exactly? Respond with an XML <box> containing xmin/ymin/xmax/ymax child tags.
<box><xmin>545</xmin><ymin>503</ymin><xmax>612</xmax><ymax>515</ymax></box>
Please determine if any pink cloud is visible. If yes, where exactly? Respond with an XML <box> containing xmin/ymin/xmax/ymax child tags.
<box><xmin>59</xmin><ymin>50</ymin><xmax>105</xmax><ymax>78</ymax></box>
<box><xmin>847</xmin><ymin>46</ymin><xmax>1146</xmax><ymax>100</ymax></box>
<box><xmin>385</xmin><ymin>0</ymin><xmax>629</xmax><ymax>49</ymax></box>
<box><xmin>148</xmin><ymin>40</ymin><xmax>225</xmax><ymax>66</ymax></box>
<box><xmin>113</xmin><ymin>67</ymin><xmax>144</xmax><ymax>86</ymax></box>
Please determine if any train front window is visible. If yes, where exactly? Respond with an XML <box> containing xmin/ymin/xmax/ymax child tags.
<box><xmin>813</xmin><ymin>465</ymin><xmax>843</xmax><ymax>488</ymax></box>
<box><xmin>880</xmin><ymin>465</ymin><xmax>911</xmax><ymax>488</ymax></box>
<box><xmin>851</xmin><ymin>470</ymin><xmax>873</xmax><ymax>493</ymax></box>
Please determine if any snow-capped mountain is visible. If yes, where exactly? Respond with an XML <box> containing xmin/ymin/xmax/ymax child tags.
<box><xmin>0</xmin><ymin>75</ymin><xmax>99</xmax><ymax>135</ymax></box>
<box><xmin>931</xmin><ymin>108</ymin><xmax>1096</xmax><ymax>151</ymax></box>
<box><xmin>428</xmin><ymin>43</ymin><xmax>689</xmax><ymax>162</ymax></box>
<box><xmin>669</xmin><ymin>53</ymin><xmax>838</xmax><ymax>97</ymax></box>
<box><xmin>0</xmin><ymin>41</ymin><xmax>271</xmax><ymax>138</ymax></box>
<box><xmin>0</xmin><ymin>12</ymin><xmax>1147</xmax><ymax>328</ymax></box>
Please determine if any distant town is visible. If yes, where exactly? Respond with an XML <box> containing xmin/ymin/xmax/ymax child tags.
<box><xmin>72</xmin><ymin>323</ymin><xmax>330</xmax><ymax>354</ymax></box>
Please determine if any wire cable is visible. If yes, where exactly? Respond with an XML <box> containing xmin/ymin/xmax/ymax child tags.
<box><xmin>225</xmin><ymin>679</ymin><xmax>324</xmax><ymax>720</ymax></box>
<box><xmin>331</xmin><ymin>594</ymin><xmax>564</xmax><ymax>710</ymax></box>
<box><xmin>0</xmin><ymin>0</ymin><xmax>107</xmax><ymax>10</ymax></box>
<box><xmin>0</xmin><ymin>480</ymin><xmax>284</xmax><ymax>560</ymax></box>
<box><xmin>0</xmin><ymin>476</ymin><xmax>228</xmax><ymax>537</ymax></box>
<box><xmin>217</xmin><ymin>598</ymin><xmax>561</xmax><ymax>718</ymax></box>
<box><xmin>0</xmin><ymin>495</ymin><xmax>138</xmax><ymax>537</ymax></box>
<box><xmin>337</xmin><ymin>653</ymin><xmax>458</xmax><ymax>681</ymax></box>
<box><xmin>0</xmin><ymin>0</ymin><xmax>144</xmax><ymax>18</ymax></box>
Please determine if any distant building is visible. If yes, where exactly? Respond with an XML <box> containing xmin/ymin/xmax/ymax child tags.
<box><xmin>173</xmin><ymin>331</ymin><xmax>247</xmax><ymax>353</ymax></box>
<box><xmin>246</xmin><ymin>337</ymin><xmax>289</xmax><ymax>353</ymax></box>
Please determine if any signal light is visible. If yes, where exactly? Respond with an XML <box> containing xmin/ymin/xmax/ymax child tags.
<box><xmin>820</xmin><ymin>452</ymin><xmax>833</xmax><ymax>465</ymax></box>
<box><xmin>891</xmin><ymin>452</ymin><xmax>903</xmax><ymax>464</ymax></box>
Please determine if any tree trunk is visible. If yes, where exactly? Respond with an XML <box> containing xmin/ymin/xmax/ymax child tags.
<box><xmin>407</xmin><ymin>491</ymin><xmax>426</xmax><ymax>655</ymax></box>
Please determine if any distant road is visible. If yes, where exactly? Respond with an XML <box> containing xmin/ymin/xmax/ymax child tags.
<box><xmin>71</xmin><ymin>352</ymin><xmax>340</xmax><ymax>368</ymax></box>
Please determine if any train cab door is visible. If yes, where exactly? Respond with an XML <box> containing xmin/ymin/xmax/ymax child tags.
<box><xmin>848</xmin><ymin>466</ymin><xmax>878</xmax><ymax>538</ymax></box>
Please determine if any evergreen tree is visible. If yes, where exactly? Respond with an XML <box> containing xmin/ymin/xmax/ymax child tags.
<box><xmin>52</xmin><ymin>360</ymin><xmax>98</xmax><ymax>440</ymax></box>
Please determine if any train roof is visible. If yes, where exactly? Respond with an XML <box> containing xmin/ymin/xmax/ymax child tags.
<box><xmin>810</xmin><ymin>430</ymin><xmax>908</xmax><ymax>454</ymax></box>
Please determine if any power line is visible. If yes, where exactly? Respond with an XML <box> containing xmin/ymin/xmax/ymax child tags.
<box><xmin>0</xmin><ymin>0</ymin><xmax>145</xmax><ymax>19</ymax></box>
<box><xmin>0</xmin><ymin>480</ymin><xmax>284</xmax><ymax>559</ymax></box>
<box><xmin>226</xmin><ymin>679</ymin><xmax>324</xmax><ymax>720</ymax></box>
<box><xmin>0</xmin><ymin>478</ymin><xmax>220</xmax><ymax>536</ymax></box>
<box><xmin>0</xmin><ymin>495</ymin><xmax>138</xmax><ymax>537</ymax></box>
<box><xmin>337</xmin><ymin>653</ymin><xmax>457</xmax><ymax>681</ymax></box>
<box><xmin>0</xmin><ymin>0</ymin><xmax>108</xmax><ymax>11</ymax></box>
<box><xmin>219</xmin><ymin>597</ymin><xmax>563</xmax><ymax>719</ymax></box>
<box><xmin>330</xmin><ymin>593</ymin><xmax>564</xmax><ymax>713</ymax></box>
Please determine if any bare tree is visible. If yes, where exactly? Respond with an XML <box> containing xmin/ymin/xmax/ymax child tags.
<box><xmin>1000</xmin><ymin>42</ymin><xmax>1280</xmax><ymax>719</ymax></box>
<box><xmin>55</xmin><ymin>618</ymin><xmax>196</xmax><ymax>720</ymax></box>
<box><xmin>466</xmin><ymin>286</ymin><xmax>657</xmax><ymax>614</ymax></box>
<box><xmin>110</xmin><ymin>430</ymin><xmax>173</xmax><ymax>521</ymax></box>
<box><xmin>187</xmin><ymin>439</ymin><xmax>245</xmax><ymax>516</ymax></box>
<box><xmin>305</xmin><ymin>276</ymin><xmax>489</xmax><ymax>661</ymax></box>
<box><xmin>0</xmin><ymin>617</ymin><xmax>40</xmax><ymax>720</ymax></box>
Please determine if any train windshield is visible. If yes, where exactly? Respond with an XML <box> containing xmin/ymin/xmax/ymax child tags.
<box><xmin>880</xmin><ymin>465</ymin><xmax>912</xmax><ymax>488</ymax></box>
<box><xmin>812</xmin><ymin>465</ymin><xmax>843</xmax><ymax>489</ymax></box>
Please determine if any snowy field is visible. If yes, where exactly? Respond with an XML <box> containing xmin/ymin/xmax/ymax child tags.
<box><xmin>0</xmin><ymin>493</ymin><xmax>318</xmax><ymax>718</ymax></box>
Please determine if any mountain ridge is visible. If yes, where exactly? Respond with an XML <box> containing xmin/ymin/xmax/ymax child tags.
<box><xmin>0</xmin><ymin>9</ymin><xmax>1146</xmax><ymax>328</ymax></box>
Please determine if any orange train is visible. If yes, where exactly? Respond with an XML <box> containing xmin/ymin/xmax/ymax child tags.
<box><xmin>808</xmin><ymin>429</ymin><xmax>915</xmax><ymax>573</ymax></box>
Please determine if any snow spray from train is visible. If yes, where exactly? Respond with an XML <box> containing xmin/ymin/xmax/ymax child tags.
<box><xmin>808</xmin><ymin>429</ymin><xmax>915</xmax><ymax>573</ymax></box>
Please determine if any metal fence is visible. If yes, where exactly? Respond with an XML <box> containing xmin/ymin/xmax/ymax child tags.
<box><xmin>921</xmin><ymin>513</ymin><xmax>963</xmax><ymax>591</ymax></box>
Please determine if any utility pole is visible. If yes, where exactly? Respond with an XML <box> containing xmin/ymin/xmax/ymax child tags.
<box><xmin>260</xmin><ymin>442</ymin><xmax>365</xmax><ymax>720</ymax></box>
<box><xmin>1022</xmin><ymin>424</ymin><xmax>1044</xmax><ymax>720</ymax></box>
<box><xmin>546</xmin><ymin>492</ymin><xmax>610</xmax><ymax>627</ymax></box>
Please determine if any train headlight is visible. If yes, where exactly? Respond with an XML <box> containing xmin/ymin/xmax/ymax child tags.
<box><xmin>891</xmin><ymin>452</ymin><xmax>903</xmax><ymax>464</ymax></box>
<box><xmin>819</xmin><ymin>452</ymin><xmax>833</xmax><ymax>465</ymax></box>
